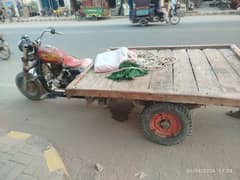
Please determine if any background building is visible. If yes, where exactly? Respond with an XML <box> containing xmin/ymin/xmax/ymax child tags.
<box><xmin>0</xmin><ymin>0</ymin><xmax>20</xmax><ymax>16</ymax></box>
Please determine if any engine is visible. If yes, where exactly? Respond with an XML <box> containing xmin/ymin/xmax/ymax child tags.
<box><xmin>42</xmin><ymin>63</ymin><xmax>82</xmax><ymax>89</ymax></box>
<box><xmin>58</xmin><ymin>67</ymin><xmax>81</xmax><ymax>88</ymax></box>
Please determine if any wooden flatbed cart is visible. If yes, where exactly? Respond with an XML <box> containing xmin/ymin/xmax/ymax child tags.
<box><xmin>66</xmin><ymin>44</ymin><xmax>240</xmax><ymax>145</ymax></box>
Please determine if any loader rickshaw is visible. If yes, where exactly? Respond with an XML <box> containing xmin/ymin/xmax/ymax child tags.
<box><xmin>129</xmin><ymin>0</ymin><xmax>181</xmax><ymax>26</ymax></box>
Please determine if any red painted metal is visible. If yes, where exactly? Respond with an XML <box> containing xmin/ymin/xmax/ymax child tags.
<box><xmin>38</xmin><ymin>46</ymin><xmax>64</xmax><ymax>64</ymax></box>
<box><xmin>38</xmin><ymin>46</ymin><xmax>82</xmax><ymax>68</ymax></box>
<box><xmin>63</xmin><ymin>55</ymin><xmax>82</xmax><ymax>68</ymax></box>
<box><xmin>149</xmin><ymin>112</ymin><xmax>182</xmax><ymax>138</ymax></box>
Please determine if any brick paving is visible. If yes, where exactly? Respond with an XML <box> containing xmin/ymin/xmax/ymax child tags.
<box><xmin>0</xmin><ymin>130</ymin><xmax>69</xmax><ymax>180</ymax></box>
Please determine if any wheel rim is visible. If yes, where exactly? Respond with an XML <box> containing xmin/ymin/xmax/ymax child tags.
<box><xmin>140</xmin><ymin>19</ymin><xmax>148</xmax><ymax>26</ymax></box>
<box><xmin>170</xmin><ymin>16</ymin><xmax>180</xmax><ymax>24</ymax></box>
<box><xmin>149</xmin><ymin>112</ymin><xmax>182</xmax><ymax>137</ymax></box>
<box><xmin>22</xmin><ymin>80</ymin><xmax>39</xmax><ymax>97</ymax></box>
<box><xmin>28</xmin><ymin>82</ymin><xmax>38</xmax><ymax>94</ymax></box>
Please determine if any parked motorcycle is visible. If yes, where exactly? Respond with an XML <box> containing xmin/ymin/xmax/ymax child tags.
<box><xmin>15</xmin><ymin>27</ymin><xmax>92</xmax><ymax>100</ymax></box>
<box><xmin>216</xmin><ymin>0</ymin><xmax>231</xmax><ymax>9</ymax></box>
<box><xmin>0</xmin><ymin>33</ymin><xmax>10</xmax><ymax>60</ymax></box>
<box><xmin>210</xmin><ymin>0</ymin><xmax>231</xmax><ymax>9</ymax></box>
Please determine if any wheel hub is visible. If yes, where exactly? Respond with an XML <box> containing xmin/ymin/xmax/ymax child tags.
<box><xmin>149</xmin><ymin>112</ymin><xmax>181</xmax><ymax>137</ymax></box>
<box><xmin>25</xmin><ymin>80</ymin><xmax>39</xmax><ymax>96</ymax></box>
<box><xmin>27</xmin><ymin>82</ymin><xmax>36</xmax><ymax>92</ymax></box>
<box><xmin>159</xmin><ymin>120</ymin><xmax>171</xmax><ymax>129</ymax></box>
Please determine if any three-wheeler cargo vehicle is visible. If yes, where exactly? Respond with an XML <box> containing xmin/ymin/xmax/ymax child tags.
<box><xmin>15</xmin><ymin>30</ymin><xmax>240</xmax><ymax>146</ymax></box>
<box><xmin>66</xmin><ymin>44</ymin><xmax>240</xmax><ymax>145</ymax></box>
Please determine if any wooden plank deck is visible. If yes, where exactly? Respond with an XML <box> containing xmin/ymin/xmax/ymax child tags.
<box><xmin>66</xmin><ymin>45</ymin><xmax>240</xmax><ymax>107</ymax></box>
<box><xmin>150</xmin><ymin>50</ymin><xmax>174</xmax><ymax>92</ymax></box>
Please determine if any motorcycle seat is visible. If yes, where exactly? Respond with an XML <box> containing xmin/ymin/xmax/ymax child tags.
<box><xmin>63</xmin><ymin>55</ymin><xmax>83</xmax><ymax>68</ymax></box>
<box><xmin>63</xmin><ymin>55</ymin><xmax>93</xmax><ymax>68</ymax></box>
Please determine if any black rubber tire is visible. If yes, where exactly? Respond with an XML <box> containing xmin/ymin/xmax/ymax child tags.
<box><xmin>139</xmin><ymin>18</ymin><xmax>148</xmax><ymax>26</ymax></box>
<box><xmin>0</xmin><ymin>41</ymin><xmax>10</xmax><ymax>60</ymax></box>
<box><xmin>169</xmin><ymin>15</ymin><xmax>180</xmax><ymax>25</ymax></box>
<box><xmin>140</xmin><ymin>103</ymin><xmax>192</xmax><ymax>146</ymax></box>
<box><xmin>15</xmin><ymin>72</ymin><xmax>46</xmax><ymax>101</ymax></box>
<box><xmin>91</xmin><ymin>15</ymin><xmax>98</xmax><ymax>21</ymax></box>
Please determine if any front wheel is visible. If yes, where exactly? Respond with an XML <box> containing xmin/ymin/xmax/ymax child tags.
<box><xmin>15</xmin><ymin>72</ymin><xmax>46</xmax><ymax>101</ymax></box>
<box><xmin>140</xmin><ymin>103</ymin><xmax>192</xmax><ymax>145</ymax></box>
<box><xmin>169</xmin><ymin>15</ymin><xmax>180</xmax><ymax>25</ymax></box>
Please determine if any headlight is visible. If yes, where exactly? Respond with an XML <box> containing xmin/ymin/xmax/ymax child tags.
<box><xmin>18</xmin><ymin>35</ymin><xmax>33</xmax><ymax>52</ymax></box>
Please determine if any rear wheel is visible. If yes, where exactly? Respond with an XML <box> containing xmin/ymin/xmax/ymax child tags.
<box><xmin>140</xmin><ymin>103</ymin><xmax>192</xmax><ymax>145</ymax></box>
<box><xmin>169</xmin><ymin>14</ymin><xmax>180</xmax><ymax>25</ymax></box>
<box><xmin>91</xmin><ymin>15</ymin><xmax>98</xmax><ymax>20</ymax></box>
<box><xmin>0</xmin><ymin>40</ymin><xmax>10</xmax><ymax>60</ymax></box>
<box><xmin>15</xmin><ymin>72</ymin><xmax>46</xmax><ymax>101</ymax></box>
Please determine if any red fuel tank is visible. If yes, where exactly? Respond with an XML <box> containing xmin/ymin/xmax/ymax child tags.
<box><xmin>38</xmin><ymin>46</ymin><xmax>65</xmax><ymax>64</ymax></box>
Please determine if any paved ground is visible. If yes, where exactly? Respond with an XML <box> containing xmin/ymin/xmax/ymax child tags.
<box><xmin>0</xmin><ymin>15</ymin><xmax>240</xmax><ymax>180</ymax></box>
<box><xmin>0</xmin><ymin>130</ymin><xmax>68</xmax><ymax>180</ymax></box>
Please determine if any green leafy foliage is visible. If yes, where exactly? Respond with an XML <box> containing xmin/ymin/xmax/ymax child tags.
<box><xmin>107</xmin><ymin>61</ymin><xmax>148</xmax><ymax>81</ymax></box>
<box><xmin>119</xmin><ymin>61</ymin><xmax>140</xmax><ymax>68</ymax></box>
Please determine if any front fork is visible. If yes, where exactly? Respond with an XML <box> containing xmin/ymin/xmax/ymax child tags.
<box><xmin>21</xmin><ymin>48</ymin><xmax>42</xmax><ymax>92</ymax></box>
<box><xmin>21</xmin><ymin>49</ymin><xmax>70</xmax><ymax>99</ymax></box>
<box><xmin>22</xmin><ymin>48</ymin><xmax>30</xmax><ymax>91</ymax></box>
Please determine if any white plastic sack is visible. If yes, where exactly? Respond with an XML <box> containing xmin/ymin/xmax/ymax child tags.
<box><xmin>94</xmin><ymin>47</ymin><xmax>137</xmax><ymax>73</ymax></box>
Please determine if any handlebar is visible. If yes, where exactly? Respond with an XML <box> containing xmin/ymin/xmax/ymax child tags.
<box><xmin>55</xmin><ymin>32</ymin><xmax>64</xmax><ymax>35</ymax></box>
<box><xmin>19</xmin><ymin>27</ymin><xmax>64</xmax><ymax>52</ymax></box>
<box><xmin>36</xmin><ymin>27</ymin><xmax>64</xmax><ymax>44</ymax></box>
